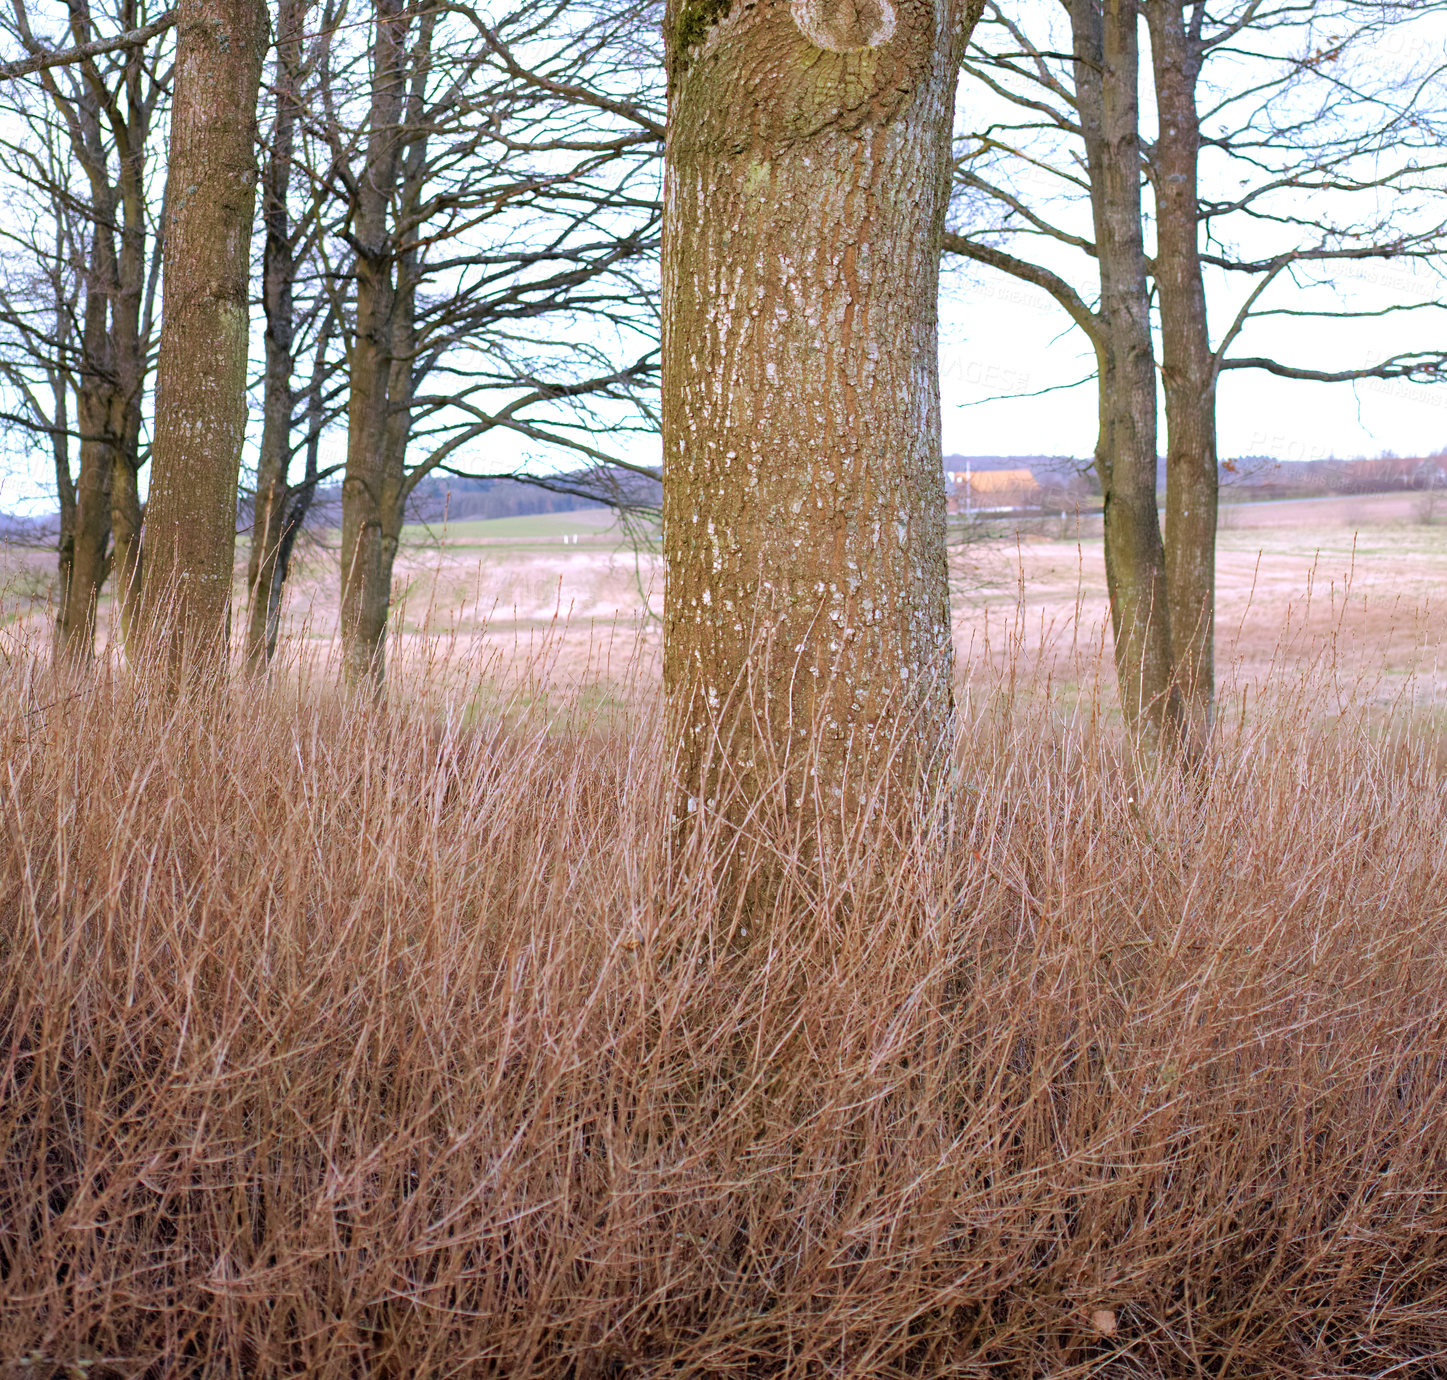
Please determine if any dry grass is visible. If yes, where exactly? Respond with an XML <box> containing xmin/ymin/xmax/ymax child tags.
<box><xmin>4</xmin><ymin>491</ymin><xmax>1444</xmax><ymax>701</ymax></box>
<box><xmin>2</xmin><ymin>633</ymin><xmax>1447</xmax><ymax>1378</ymax></box>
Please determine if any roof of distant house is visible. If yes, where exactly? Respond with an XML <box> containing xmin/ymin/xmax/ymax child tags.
<box><xmin>945</xmin><ymin>468</ymin><xmax>1040</xmax><ymax>493</ymax></box>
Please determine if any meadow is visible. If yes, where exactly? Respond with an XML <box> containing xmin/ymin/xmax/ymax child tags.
<box><xmin>0</xmin><ymin>493</ymin><xmax>1445</xmax><ymax>1376</ymax></box>
<box><xmin>5</xmin><ymin>491</ymin><xmax>1444</xmax><ymax>698</ymax></box>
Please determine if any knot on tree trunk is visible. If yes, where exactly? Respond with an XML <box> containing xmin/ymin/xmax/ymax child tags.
<box><xmin>790</xmin><ymin>0</ymin><xmax>896</xmax><ymax>50</ymax></box>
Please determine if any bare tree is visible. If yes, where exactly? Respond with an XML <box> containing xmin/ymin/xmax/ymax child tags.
<box><xmin>306</xmin><ymin>0</ymin><xmax>662</xmax><ymax>687</ymax></box>
<box><xmin>1070</xmin><ymin>0</ymin><xmax>1178</xmax><ymax>734</ymax></box>
<box><xmin>662</xmin><ymin>0</ymin><xmax>983</xmax><ymax>850</ymax></box>
<box><xmin>243</xmin><ymin>0</ymin><xmax>345</xmax><ymax>669</ymax></box>
<box><xmin>1148</xmin><ymin>0</ymin><xmax>1447</xmax><ymax>729</ymax></box>
<box><xmin>5</xmin><ymin>0</ymin><xmax>663</xmax><ymax>678</ymax></box>
<box><xmin>944</xmin><ymin>1</ymin><xmax>1180</xmax><ymax>734</ymax></box>
<box><xmin>0</xmin><ymin>122</ymin><xmax>84</xmax><ymax>639</ymax></box>
<box><xmin>0</xmin><ymin>7</ymin><xmax>173</xmax><ymax>81</ymax></box>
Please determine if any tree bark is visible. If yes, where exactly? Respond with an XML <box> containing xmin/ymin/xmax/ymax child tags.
<box><xmin>57</xmin><ymin>254</ymin><xmax>115</xmax><ymax>659</ymax></box>
<box><xmin>661</xmin><ymin>0</ymin><xmax>977</xmax><ymax>843</ymax></box>
<box><xmin>338</xmin><ymin>0</ymin><xmax>429</xmax><ymax>690</ymax></box>
<box><xmin>340</xmin><ymin>246</ymin><xmax>403</xmax><ymax>688</ymax></box>
<box><xmin>339</xmin><ymin>0</ymin><xmax>411</xmax><ymax>689</ymax></box>
<box><xmin>1146</xmin><ymin>0</ymin><xmax>1215</xmax><ymax>740</ymax></box>
<box><xmin>140</xmin><ymin>0</ymin><xmax>266</xmax><ymax>674</ymax></box>
<box><xmin>109</xmin><ymin>451</ymin><xmax>143</xmax><ymax>640</ymax></box>
<box><xmin>245</xmin><ymin>0</ymin><xmax>305</xmax><ymax>671</ymax></box>
<box><xmin>1068</xmin><ymin>0</ymin><xmax>1178</xmax><ymax>735</ymax></box>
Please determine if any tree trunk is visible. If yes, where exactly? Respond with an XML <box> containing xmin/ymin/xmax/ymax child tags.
<box><xmin>1147</xmin><ymin>0</ymin><xmax>1215</xmax><ymax>741</ymax></box>
<box><xmin>339</xmin><ymin>0</ymin><xmax>428</xmax><ymax>690</ymax></box>
<box><xmin>37</xmin><ymin>7</ymin><xmax>155</xmax><ymax>659</ymax></box>
<box><xmin>661</xmin><ymin>0</ymin><xmax>976</xmax><ymax>843</ymax></box>
<box><xmin>50</xmin><ymin>342</ymin><xmax>77</xmax><ymax>658</ymax></box>
<box><xmin>339</xmin><ymin>0</ymin><xmax>409</xmax><ymax>689</ymax></box>
<box><xmin>109</xmin><ymin>454</ymin><xmax>143</xmax><ymax>643</ymax></box>
<box><xmin>257</xmin><ymin>314</ymin><xmax>333</xmax><ymax>662</ymax></box>
<box><xmin>339</xmin><ymin>254</ymin><xmax>411</xmax><ymax>688</ymax></box>
<box><xmin>1068</xmin><ymin>0</ymin><xmax>1179</xmax><ymax>735</ymax></box>
<box><xmin>108</xmin><ymin>63</ymin><xmax>152</xmax><ymax>651</ymax></box>
<box><xmin>57</xmin><ymin>272</ymin><xmax>114</xmax><ymax>659</ymax></box>
<box><xmin>340</xmin><ymin>248</ymin><xmax>405</xmax><ymax>689</ymax></box>
<box><xmin>141</xmin><ymin>0</ymin><xmax>266</xmax><ymax>674</ymax></box>
<box><xmin>245</xmin><ymin>0</ymin><xmax>304</xmax><ymax>672</ymax></box>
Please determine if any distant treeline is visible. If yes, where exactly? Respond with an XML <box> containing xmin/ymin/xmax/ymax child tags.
<box><xmin>943</xmin><ymin>452</ymin><xmax>1447</xmax><ymax>502</ymax></box>
<box><xmin>404</xmin><ymin>476</ymin><xmax>604</xmax><ymax>523</ymax></box>
<box><xmin>233</xmin><ymin>471</ymin><xmax>663</xmax><ymax>533</ymax></box>
<box><xmin>1223</xmin><ymin>453</ymin><xmax>1447</xmax><ymax>498</ymax></box>
<box><xmin>3</xmin><ymin>471</ymin><xmax>658</xmax><ymax>545</ymax></box>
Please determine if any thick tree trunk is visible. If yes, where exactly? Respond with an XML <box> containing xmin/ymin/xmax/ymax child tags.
<box><xmin>1069</xmin><ymin>0</ymin><xmax>1178</xmax><ymax>735</ymax></box>
<box><xmin>339</xmin><ymin>0</ymin><xmax>409</xmax><ymax>689</ymax></box>
<box><xmin>245</xmin><ymin>0</ymin><xmax>304</xmax><ymax>672</ymax></box>
<box><xmin>661</xmin><ymin>0</ymin><xmax>976</xmax><ymax>840</ymax></box>
<box><xmin>1147</xmin><ymin>0</ymin><xmax>1216</xmax><ymax>740</ymax></box>
<box><xmin>141</xmin><ymin>0</ymin><xmax>266</xmax><ymax>674</ymax></box>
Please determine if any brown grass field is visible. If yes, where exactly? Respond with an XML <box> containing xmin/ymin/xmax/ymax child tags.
<box><xmin>5</xmin><ymin>489</ymin><xmax>1444</xmax><ymax>699</ymax></box>
<box><xmin>1</xmin><ymin>492</ymin><xmax>1446</xmax><ymax>1376</ymax></box>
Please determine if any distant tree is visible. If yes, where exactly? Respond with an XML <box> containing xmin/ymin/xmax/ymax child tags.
<box><xmin>661</xmin><ymin>0</ymin><xmax>983</xmax><ymax>845</ymax></box>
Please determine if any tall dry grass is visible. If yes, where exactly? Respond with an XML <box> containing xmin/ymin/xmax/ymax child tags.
<box><xmin>2</xmin><ymin>638</ymin><xmax>1446</xmax><ymax>1378</ymax></box>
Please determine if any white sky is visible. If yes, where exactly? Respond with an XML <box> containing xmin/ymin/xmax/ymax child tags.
<box><xmin>937</xmin><ymin>258</ymin><xmax>1447</xmax><ymax>464</ymax></box>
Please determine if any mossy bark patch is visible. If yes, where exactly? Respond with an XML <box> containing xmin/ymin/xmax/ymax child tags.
<box><xmin>670</xmin><ymin>0</ymin><xmax>731</xmax><ymax>82</ymax></box>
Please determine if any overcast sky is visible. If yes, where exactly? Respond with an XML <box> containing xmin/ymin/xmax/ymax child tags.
<box><xmin>937</xmin><ymin>253</ymin><xmax>1447</xmax><ymax>464</ymax></box>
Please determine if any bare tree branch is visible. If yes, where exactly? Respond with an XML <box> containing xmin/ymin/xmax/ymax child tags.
<box><xmin>1220</xmin><ymin>352</ymin><xmax>1447</xmax><ymax>383</ymax></box>
<box><xmin>0</xmin><ymin>11</ymin><xmax>174</xmax><ymax>82</ymax></box>
<box><xmin>941</xmin><ymin>230</ymin><xmax>1101</xmax><ymax>343</ymax></box>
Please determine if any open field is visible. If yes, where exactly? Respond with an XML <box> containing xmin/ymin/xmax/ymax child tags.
<box><xmin>3</xmin><ymin>492</ymin><xmax>1442</xmax><ymax>708</ymax></box>
<box><xmin>399</xmin><ymin>506</ymin><xmax>629</xmax><ymax>547</ymax></box>
<box><xmin>956</xmin><ymin>492</ymin><xmax>1447</xmax><ymax>713</ymax></box>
